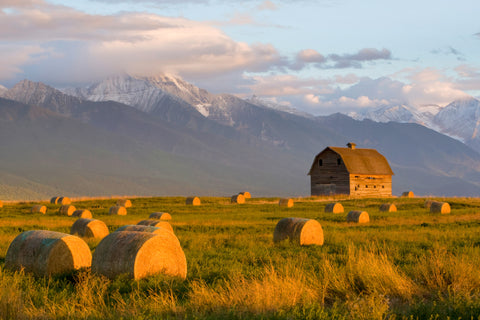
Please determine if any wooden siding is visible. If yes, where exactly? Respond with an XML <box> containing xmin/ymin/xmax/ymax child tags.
<box><xmin>310</xmin><ymin>149</ymin><xmax>350</xmax><ymax>196</ymax></box>
<box><xmin>349</xmin><ymin>174</ymin><xmax>392</xmax><ymax>197</ymax></box>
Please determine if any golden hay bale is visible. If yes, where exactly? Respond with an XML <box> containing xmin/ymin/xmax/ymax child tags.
<box><xmin>186</xmin><ymin>197</ymin><xmax>201</xmax><ymax>206</ymax></box>
<box><xmin>401</xmin><ymin>191</ymin><xmax>415</xmax><ymax>198</ymax></box>
<box><xmin>324</xmin><ymin>202</ymin><xmax>344</xmax><ymax>213</ymax></box>
<box><xmin>347</xmin><ymin>210</ymin><xmax>370</xmax><ymax>223</ymax></box>
<box><xmin>59</xmin><ymin>205</ymin><xmax>76</xmax><ymax>216</ymax></box>
<box><xmin>149</xmin><ymin>212</ymin><xmax>172</xmax><ymax>220</ymax></box>
<box><xmin>72</xmin><ymin>209</ymin><xmax>92</xmax><ymax>219</ymax></box>
<box><xmin>92</xmin><ymin>231</ymin><xmax>187</xmax><ymax>280</ymax></box>
<box><xmin>379</xmin><ymin>203</ymin><xmax>397</xmax><ymax>212</ymax></box>
<box><xmin>273</xmin><ymin>217</ymin><xmax>324</xmax><ymax>246</ymax></box>
<box><xmin>109</xmin><ymin>206</ymin><xmax>127</xmax><ymax>215</ymax></box>
<box><xmin>116</xmin><ymin>199</ymin><xmax>132</xmax><ymax>208</ymax></box>
<box><xmin>278</xmin><ymin>198</ymin><xmax>294</xmax><ymax>208</ymax></box>
<box><xmin>0</xmin><ymin>200</ymin><xmax>3</xmax><ymax>208</ymax></box>
<box><xmin>424</xmin><ymin>200</ymin><xmax>434</xmax><ymax>209</ymax></box>
<box><xmin>50</xmin><ymin>196</ymin><xmax>59</xmax><ymax>204</ymax></box>
<box><xmin>137</xmin><ymin>219</ymin><xmax>174</xmax><ymax>233</ymax></box>
<box><xmin>57</xmin><ymin>197</ymin><xmax>72</xmax><ymax>205</ymax></box>
<box><xmin>231</xmin><ymin>194</ymin><xmax>245</xmax><ymax>204</ymax></box>
<box><xmin>115</xmin><ymin>224</ymin><xmax>173</xmax><ymax>235</ymax></box>
<box><xmin>239</xmin><ymin>191</ymin><xmax>251</xmax><ymax>199</ymax></box>
<box><xmin>71</xmin><ymin>218</ymin><xmax>109</xmax><ymax>239</ymax></box>
<box><xmin>430</xmin><ymin>201</ymin><xmax>451</xmax><ymax>214</ymax></box>
<box><xmin>31</xmin><ymin>205</ymin><xmax>47</xmax><ymax>214</ymax></box>
<box><xmin>5</xmin><ymin>230</ymin><xmax>92</xmax><ymax>276</ymax></box>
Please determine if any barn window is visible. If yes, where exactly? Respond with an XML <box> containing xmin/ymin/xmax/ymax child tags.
<box><xmin>337</xmin><ymin>158</ymin><xmax>342</xmax><ymax>165</ymax></box>
<box><xmin>382</xmin><ymin>185</ymin><xmax>385</xmax><ymax>189</ymax></box>
<box><xmin>318</xmin><ymin>159</ymin><xmax>323</xmax><ymax>166</ymax></box>
<box><xmin>365</xmin><ymin>185</ymin><xmax>368</xmax><ymax>188</ymax></box>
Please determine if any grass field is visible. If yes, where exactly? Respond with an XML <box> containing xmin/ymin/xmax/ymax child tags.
<box><xmin>1</xmin><ymin>196</ymin><xmax>480</xmax><ymax>319</ymax></box>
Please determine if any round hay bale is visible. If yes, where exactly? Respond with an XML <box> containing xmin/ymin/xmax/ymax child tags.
<box><xmin>324</xmin><ymin>202</ymin><xmax>344</xmax><ymax>213</ymax></box>
<box><xmin>273</xmin><ymin>217</ymin><xmax>324</xmax><ymax>246</ymax></box>
<box><xmin>50</xmin><ymin>196</ymin><xmax>59</xmax><ymax>204</ymax></box>
<box><xmin>379</xmin><ymin>203</ymin><xmax>397</xmax><ymax>212</ymax></box>
<box><xmin>279</xmin><ymin>198</ymin><xmax>294</xmax><ymax>208</ymax></box>
<box><xmin>0</xmin><ymin>200</ymin><xmax>3</xmax><ymax>208</ymax></box>
<box><xmin>239</xmin><ymin>191</ymin><xmax>251</xmax><ymax>199</ymax></box>
<box><xmin>430</xmin><ymin>201</ymin><xmax>451</xmax><ymax>214</ymax></box>
<box><xmin>31</xmin><ymin>205</ymin><xmax>47</xmax><ymax>214</ymax></box>
<box><xmin>72</xmin><ymin>209</ymin><xmax>92</xmax><ymax>219</ymax></box>
<box><xmin>115</xmin><ymin>224</ymin><xmax>174</xmax><ymax>235</ymax></box>
<box><xmin>59</xmin><ymin>205</ymin><xmax>76</xmax><ymax>216</ymax></box>
<box><xmin>5</xmin><ymin>230</ymin><xmax>92</xmax><ymax>276</ymax></box>
<box><xmin>424</xmin><ymin>200</ymin><xmax>434</xmax><ymax>209</ymax></box>
<box><xmin>137</xmin><ymin>219</ymin><xmax>174</xmax><ymax>233</ymax></box>
<box><xmin>149</xmin><ymin>212</ymin><xmax>172</xmax><ymax>220</ymax></box>
<box><xmin>401</xmin><ymin>191</ymin><xmax>415</xmax><ymax>198</ymax></box>
<box><xmin>109</xmin><ymin>206</ymin><xmax>127</xmax><ymax>215</ymax></box>
<box><xmin>57</xmin><ymin>197</ymin><xmax>72</xmax><ymax>205</ymax></box>
<box><xmin>231</xmin><ymin>194</ymin><xmax>245</xmax><ymax>204</ymax></box>
<box><xmin>186</xmin><ymin>197</ymin><xmax>201</xmax><ymax>206</ymax></box>
<box><xmin>347</xmin><ymin>210</ymin><xmax>370</xmax><ymax>223</ymax></box>
<box><xmin>116</xmin><ymin>199</ymin><xmax>132</xmax><ymax>208</ymax></box>
<box><xmin>92</xmin><ymin>231</ymin><xmax>187</xmax><ymax>280</ymax></box>
<box><xmin>71</xmin><ymin>218</ymin><xmax>109</xmax><ymax>239</ymax></box>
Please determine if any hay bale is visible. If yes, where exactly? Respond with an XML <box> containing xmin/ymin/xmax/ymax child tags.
<box><xmin>109</xmin><ymin>206</ymin><xmax>127</xmax><ymax>215</ymax></box>
<box><xmin>31</xmin><ymin>205</ymin><xmax>47</xmax><ymax>214</ymax></box>
<box><xmin>92</xmin><ymin>231</ymin><xmax>187</xmax><ymax>280</ymax></box>
<box><xmin>239</xmin><ymin>191</ymin><xmax>251</xmax><ymax>199</ymax></box>
<box><xmin>186</xmin><ymin>197</ymin><xmax>201</xmax><ymax>206</ymax></box>
<box><xmin>59</xmin><ymin>205</ymin><xmax>76</xmax><ymax>216</ymax></box>
<box><xmin>231</xmin><ymin>194</ymin><xmax>245</xmax><ymax>204</ymax></box>
<box><xmin>347</xmin><ymin>210</ymin><xmax>370</xmax><ymax>223</ymax></box>
<box><xmin>71</xmin><ymin>218</ymin><xmax>109</xmax><ymax>239</ymax></box>
<box><xmin>430</xmin><ymin>201</ymin><xmax>451</xmax><ymax>214</ymax></box>
<box><xmin>0</xmin><ymin>200</ymin><xmax>3</xmax><ymax>208</ymax></box>
<box><xmin>50</xmin><ymin>196</ymin><xmax>59</xmax><ymax>204</ymax></box>
<box><xmin>401</xmin><ymin>191</ymin><xmax>415</xmax><ymax>198</ymax></box>
<box><xmin>5</xmin><ymin>230</ymin><xmax>91</xmax><ymax>276</ymax></box>
<box><xmin>424</xmin><ymin>200</ymin><xmax>433</xmax><ymax>209</ymax></box>
<box><xmin>279</xmin><ymin>198</ymin><xmax>294</xmax><ymax>208</ymax></box>
<box><xmin>137</xmin><ymin>219</ymin><xmax>174</xmax><ymax>233</ymax></box>
<box><xmin>149</xmin><ymin>212</ymin><xmax>172</xmax><ymax>220</ymax></box>
<box><xmin>115</xmin><ymin>225</ymin><xmax>173</xmax><ymax>235</ymax></box>
<box><xmin>273</xmin><ymin>217</ymin><xmax>324</xmax><ymax>246</ymax></box>
<box><xmin>57</xmin><ymin>197</ymin><xmax>71</xmax><ymax>205</ymax></box>
<box><xmin>116</xmin><ymin>199</ymin><xmax>132</xmax><ymax>208</ymax></box>
<box><xmin>72</xmin><ymin>209</ymin><xmax>92</xmax><ymax>219</ymax></box>
<box><xmin>325</xmin><ymin>202</ymin><xmax>344</xmax><ymax>213</ymax></box>
<box><xmin>379</xmin><ymin>203</ymin><xmax>397</xmax><ymax>212</ymax></box>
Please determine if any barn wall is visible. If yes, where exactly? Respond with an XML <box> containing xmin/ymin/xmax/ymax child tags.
<box><xmin>350</xmin><ymin>174</ymin><xmax>392</xmax><ymax>197</ymax></box>
<box><xmin>310</xmin><ymin>149</ymin><xmax>350</xmax><ymax>195</ymax></box>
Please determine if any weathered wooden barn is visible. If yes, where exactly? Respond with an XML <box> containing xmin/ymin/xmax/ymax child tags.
<box><xmin>308</xmin><ymin>143</ymin><xmax>394</xmax><ymax>197</ymax></box>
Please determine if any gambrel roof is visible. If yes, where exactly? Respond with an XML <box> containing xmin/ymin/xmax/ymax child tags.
<box><xmin>308</xmin><ymin>146</ymin><xmax>394</xmax><ymax>176</ymax></box>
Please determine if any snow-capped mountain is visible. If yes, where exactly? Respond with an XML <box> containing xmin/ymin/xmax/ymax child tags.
<box><xmin>433</xmin><ymin>98</ymin><xmax>480</xmax><ymax>143</ymax></box>
<box><xmin>0</xmin><ymin>85</ymin><xmax>7</xmax><ymax>95</ymax></box>
<box><xmin>348</xmin><ymin>103</ymin><xmax>441</xmax><ymax>127</ymax></box>
<box><xmin>245</xmin><ymin>95</ymin><xmax>313</xmax><ymax>118</ymax></box>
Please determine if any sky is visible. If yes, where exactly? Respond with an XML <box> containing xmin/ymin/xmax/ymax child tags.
<box><xmin>1</xmin><ymin>0</ymin><xmax>479</xmax><ymax>114</ymax></box>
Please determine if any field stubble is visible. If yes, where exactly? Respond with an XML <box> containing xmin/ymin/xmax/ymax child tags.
<box><xmin>1</xmin><ymin>196</ymin><xmax>480</xmax><ymax>319</ymax></box>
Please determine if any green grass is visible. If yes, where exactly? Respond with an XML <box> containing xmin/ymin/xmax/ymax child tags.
<box><xmin>2</xmin><ymin>196</ymin><xmax>480</xmax><ymax>319</ymax></box>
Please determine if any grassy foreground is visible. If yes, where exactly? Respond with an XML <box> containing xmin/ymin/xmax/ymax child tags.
<box><xmin>1</xmin><ymin>196</ymin><xmax>480</xmax><ymax>319</ymax></box>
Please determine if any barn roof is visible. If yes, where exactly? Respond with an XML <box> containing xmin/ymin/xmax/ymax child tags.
<box><xmin>308</xmin><ymin>146</ymin><xmax>394</xmax><ymax>176</ymax></box>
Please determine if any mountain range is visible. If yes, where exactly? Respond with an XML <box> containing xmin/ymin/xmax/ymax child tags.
<box><xmin>1</xmin><ymin>74</ymin><xmax>480</xmax><ymax>200</ymax></box>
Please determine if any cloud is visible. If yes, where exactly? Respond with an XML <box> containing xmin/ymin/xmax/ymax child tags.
<box><xmin>327</xmin><ymin>48</ymin><xmax>392</xmax><ymax>68</ymax></box>
<box><xmin>257</xmin><ymin>0</ymin><xmax>277</xmax><ymax>10</ymax></box>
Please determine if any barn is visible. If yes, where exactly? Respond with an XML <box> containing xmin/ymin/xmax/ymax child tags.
<box><xmin>308</xmin><ymin>143</ymin><xmax>394</xmax><ymax>197</ymax></box>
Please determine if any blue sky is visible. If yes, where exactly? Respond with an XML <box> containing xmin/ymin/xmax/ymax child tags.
<box><xmin>1</xmin><ymin>0</ymin><xmax>479</xmax><ymax>114</ymax></box>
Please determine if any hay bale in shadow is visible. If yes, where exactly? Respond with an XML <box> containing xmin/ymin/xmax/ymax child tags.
<box><xmin>401</xmin><ymin>191</ymin><xmax>414</xmax><ymax>198</ymax></box>
<box><xmin>239</xmin><ymin>191</ymin><xmax>251</xmax><ymax>199</ymax></box>
<box><xmin>430</xmin><ymin>201</ymin><xmax>451</xmax><ymax>214</ymax></box>
<box><xmin>5</xmin><ymin>230</ymin><xmax>91</xmax><ymax>276</ymax></box>
<box><xmin>379</xmin><ymin>203</ymin><xmax>397</xmax><ymax>212</ymax></box>
<box><xmin>92</xmin><ymin>231</ymin><xmax>187</xmax><ymax>280</ymax></box>
<box><xmin>273</xmin><ymin>217</ymin><xmax>324</xmax><ymax>246</ymax></box>
<box><xmin>279</xmin><ymin>198</ymin><xmax>294</xmax><ymax>208</ymax></box>
<box><xmin>31</xmin><ymin>205</ymin><xmax>47</xmax><ymax>214</ymax></box>
<box><xmin>59</xmin><ymin>205</ymin><xmax>76</xmax><ymax>216</ymax></box>
<box><xmin>347</xmin><ymin>210</ymin><xmax>370</xmax><ymax>223</ymax></box>
<box><xmin>70</xmin><ymin>218</ymin><xmax>109</xmax><ymax>239</ymax></box>
<box><xmin>325</xmin><ymin>202</ymin><xmax>344</xmax><ymax>213</ymax></box>
<box><xmin>109</xmin><ymin>206</ymin><xmax>127</xmax><ymax>215</ymax></box>
<box><xmin>231</xmin><ymin>194</ymin><xmax>245</xmax><ymax>204</ymax></box>
<box><xmin>72</xmin><ymin>209</ymin><xmax>92</xmax><ymax>219</ymax></box>
<box><xmin>116</xmin><ymin>199</ymin><xmax>132</xmax><ymax>208</ymax></box>
<box><xmin>149</xmin><ymin>212</ymin><xmax>172</xmax><ymax>220</ymax></box>
<box><xmin>57</xmin><ymin>197</ymin><xmax>71</xmax><ymax>205</ymax></box>
<box><xmin>186</xmin><ymin>197</ymin><xmax>201</xmax><ymax>206</ymax></box>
